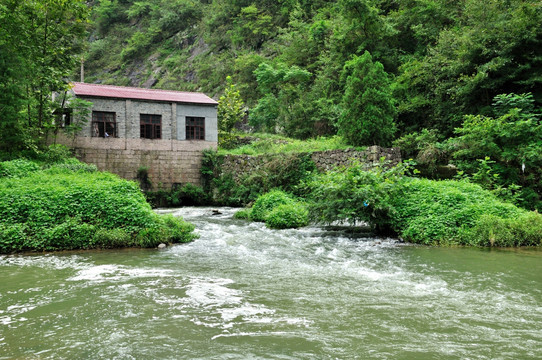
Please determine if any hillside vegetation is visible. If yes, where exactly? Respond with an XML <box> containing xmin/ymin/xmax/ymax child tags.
<box><xmin>84</xmin><ymin>0</ymin><xmax>542</xmax><ymax>138</ymax></box>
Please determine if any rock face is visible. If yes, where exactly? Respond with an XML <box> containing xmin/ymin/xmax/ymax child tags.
<box><xmin>220</xmin><ymin>146</ymin><xmax>401</xmax><ymax>177</ymax></box>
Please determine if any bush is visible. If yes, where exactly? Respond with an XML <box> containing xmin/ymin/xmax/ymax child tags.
<box><xmin>0</xmin><ymin>162</ymin><xmax>198</xmax><ymax>253</ymax></box>
<box><xmin>44</xmin><ymin>158</ymin><xmax>98</xmax><ymax>174</ymax></box>
<box><xmin>208</xmin><ymin>152</ymin><xmax>317</xmax><ymax>206</ymax></box>
<box><xmin>307</xmin><ymin>161</ymin><xmax>542</xmax><ymax>246</ymax></box>
<box><xmin>239</xmin><ymin>190</ymin><xmax>309</xmax><ymax>229</ymax></box>
<box><xmin>161</xmin><ymin>214</ymin><xmax>198</xmax><ymax>243</ymax></box>
<box><xmin>388</xmin><ymin>178</ymin><xmax>525</xmax><ymax>245</ymax></box>
<box><xmin>233</xmin><ymin>208</ymin><xmax>251</xmax><ymax>219</ymax></box>
<box><xmin>93</xmin><ymin>228</ymin><xmax>133</xmax><ymax>248</ymax></box>
<box><xmin>266</xmin><ymin>202</ymin><xmax>309</xmax><ymax>229</ymax></box>
<box><xmin>0</xmin><ymin>159</ymin><xmax>40</xmax><ymax>178</ymax></box>
<box><xmin>250</xmin><ymin>190</ymin><xmax>296</xmax><ymax>222</ymax></box>
<box><xmin>465</xmin><ymin>212</ymin><xmax>542</xmax><ymax>247</ymax></box>
<box><xmin>40</xmin><ymin>144</ymin><xmax>72</xmax><ymax>164</ymax></box>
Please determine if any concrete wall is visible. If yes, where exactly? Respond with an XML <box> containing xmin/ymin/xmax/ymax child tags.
<box><xmin>55</xmin><ymin>135</ymin><xmax>217</xmax><ymax>189</ymax></box>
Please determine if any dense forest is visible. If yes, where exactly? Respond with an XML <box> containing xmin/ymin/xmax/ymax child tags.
<box><xmin>2</xmin><ymin>0</ymin><xmax>542</xmax><ymax>211</ymax></box>
<box><xmin>82</xmin><ymin>0</ymin><xmax>542</xmax><ymax>137</ymax></box>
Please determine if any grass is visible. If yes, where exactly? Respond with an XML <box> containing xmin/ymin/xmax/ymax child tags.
<box><xmin>218</xmin><ymin>133</ymin><xmax>362</xmax><ymax>156</ymax></box>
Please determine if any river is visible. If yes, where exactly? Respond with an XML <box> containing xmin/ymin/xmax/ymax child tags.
<box><xmin>1</xmin><ymin>207</ymin><xmax>541</xmax><ymax>359</ymax></box>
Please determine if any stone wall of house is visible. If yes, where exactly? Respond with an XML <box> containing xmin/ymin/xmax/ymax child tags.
<box><xmin>220</xmin><ymin>146</ymin><xmax>401</xmax><ymax>177</ymax></box>
<box><xmin>54</xmin><ymin>135</ymin><xmax>217</xmax><ymax>189</ymax></box>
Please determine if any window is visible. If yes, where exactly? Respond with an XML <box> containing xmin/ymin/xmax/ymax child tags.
<box><xmin>54</xmin><ymin>108</ymin><xmax>72</xmax><ymax>127</ymax></box>
<box><xmin>186</xmin><ymin>116</ymin><xmax>205</xmax><ymax>140</ymax></box>
<box><xmin>92</xmin><ymin>111</ymin><xmax>116</xmax><ymax>137</ymax></box>
<box><xmin>140</xmin><ymin>114</ymin><xmax>162</xmax><ymax>139</ymax></box>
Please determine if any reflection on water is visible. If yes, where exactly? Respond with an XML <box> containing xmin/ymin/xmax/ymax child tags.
<box><xmin>1</xmin><ymin>207</ymin><xmax>541</xmax><ymax>359</ymax></box>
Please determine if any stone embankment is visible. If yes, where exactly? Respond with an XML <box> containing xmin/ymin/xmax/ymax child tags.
<box><xmin>221</xmin><ymin>145</ymin><xmax>401</xmax><ymax>176</ymax></box>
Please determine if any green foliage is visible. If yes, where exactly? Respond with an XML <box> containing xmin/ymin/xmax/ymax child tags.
<box><xmin>395</xmin><ymin>1</ymin><xmax>542</xmax><ymax>136</ymax></box>
<box><xmin>250</xmin><ymin>190</ymin><xmax>296</xmax><ymax>222</ymax></box>
<box><xmin>0</xmin><ymin>160</ymin><xmax>197</xmax><ymax>253</ymax></box>
<box><xmin>146</xmin><ymin>183</ymin><xmax>211</xmax><ymax>208</ymax></box>
<box><xmin>210</xmin><ymin>152</ymin><xmax>317</xmax><ymax>206</ymax></box>
<box><xmin>238</xmin><ymin>190</ymin><xmax>309</xmax><ymax>229</ymax></box>
<box><xmin>0</xmin><ymin>159</ymin><xmax>41</xmax><ymax>178</ymax></box>
<box><xmin>307</xmin><ymin>161</ymin><xmax>542</xmax><ymax>246</ymax></box>
<box><xmin>466</xmin><ymin>212</ymin><xmax>542</xmax><ymax>247</ymax></box>
<box><xmin>229</xmin><ymin>5</ymin><xmax>274</xmax><ymax>49</ymax></box>
<box><xmin>233</xmin><ymin>208</ymin><xmax>251</xmax><ymax>219</ymax></box>
<box><xmin>44</xmin><ymin>158</ymin><xmax>98</xmax><ymax>174</ymax></box>
<box><xmin>338</xmin><ymin>51</ymin><xmax>397</xmax><ymax>147</ymax></box>
<box><xmin>93</xmin><ymin>228</ymin><xmax>132</xmax><ymax>248</ymax></box>
<box><xmin>160</xmin><ymin>214</ymin><xmax>198</xmax><ymax>243</ymax></box>
<box><xmin>388</xmin><ymin>178</ymin><xmax>525</xmax><ymax>245</ymax></box>
<box><xmin>393</xmin><ymin>129</ymin><xmax>449</xmax><ymax>176</ymax></box>
<box><xmin>250</xmin><ymin>62</ymin><xmax>313</xmax><ymax>137</ymax></box>
<box><xmin>450</xmin><ymin>93</ymin><xmax>542</xmax><ymax>210</ymax></box>
<box><xmin>307</xmin><ymin>160</ymin><xmax>410</xmax><ymax>230</ymax></box>
<box><xmin>0</xmin><ymin>0</ymin><xmax>89</xmax><ymax>153</ymax></box>
<box><xmin>220</xmin><ymin>134</ymin><xmax>356</xmax><ymax>156</ymax></box>
<box><xmin>265</xmin><ymin>202</ymin><xmax>309</xmax><ymax>229</ymax></box>
<box><xmin>40</xmin><ymin>144</ymin><xmax>73</xmax><ymax>164</ymax></box>
<box><xmin>218</xmin><ymin>76</ymin><xmax>245</xmax><ymax>148</ymax></box>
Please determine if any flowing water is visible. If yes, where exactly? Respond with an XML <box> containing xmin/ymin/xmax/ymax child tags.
<box><xmin>1</xmin><ymin>207</ymin><xmax>541</xmax><ymax>359</ymax></box>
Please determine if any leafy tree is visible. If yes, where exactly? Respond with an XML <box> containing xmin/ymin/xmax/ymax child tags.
<box><xmin>395</xmin><ymin>0</ymin><xmax>542</xmax><ymax>136</ymax></box>
<box><xmin>0</xmin><ymin>0</ymin><xmax>89</xmax><ymax>154</ymax></box>
<box><xmin>338</xmin><ymin>51</ymin><xmax>397</xmax><ymax>146</ymax></box>
<box><xmin>218</xmin><ymin>76</ymin><xmax>245</xmax><ymax>147</ymax></box>
<box><xmin>451</xmin><ymin>93</ymin><xmax>542</xmax><ymax>210</ymax></box>
<box><xmin>250</xmin><ymin>62</ymin><xmax>312</xmax><ymax>137</ymax></box>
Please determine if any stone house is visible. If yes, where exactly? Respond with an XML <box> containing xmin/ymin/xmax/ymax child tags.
<box><xmin>55</xmin><ymin>82</ymin><xmax>218</xmax><ymax>188</ymax></box>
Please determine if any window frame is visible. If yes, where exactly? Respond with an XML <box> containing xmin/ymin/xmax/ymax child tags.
<box><xmin>140</xmin><ymin>114</ymin><xmax>162</xmax><ymax>140</ymax></box>
<box><xmin>185</xmin><ymin>116</ymin><xmax>205</xmax><ymax>140</ymax></box>
<box><xmin>92</xmin><ymin>111</ymin><xmax>116</xmax><ymax>138</ymax></box>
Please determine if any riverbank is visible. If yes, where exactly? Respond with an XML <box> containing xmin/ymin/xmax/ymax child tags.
<box><xmin>0</xmin><ymin>157</ymin><xmax>197</xmax><ymax>254</ymax></box>
<box><xmin>233</xmin><ymin>160</ymin><xmax>542</xmax><ymax>247</ymax></box>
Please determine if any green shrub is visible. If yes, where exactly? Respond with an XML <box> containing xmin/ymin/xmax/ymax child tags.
<box><xmin>307</xmin><ymin>161</ymin><xmax>542</xmax><ymax>246</ymax></box>
<box><xmin>465</xmin><ymin>212</ymin><xmax>542</xmax><ymax>247</ymax></box>
<box><xmin>135</xmin><ymin>226</ymin><xmax>167</xmax><ymax>248</ymax></box>
<box><xmin>0</xmin><ymin>223</ymin><xmax>27</xmax><ymax>253</ymax></box>
<box><xmin>220</xmin><ymin>134</ymin><xmax>356</xmax><ymax>156</ymax></box>
<box><xmin>388</xmin><ymin>178</ymin><xmax>525</xmax><ymax>245</ymax></box>
<box><xmin>161</xmin><ymin>214</ymin><xmax>198</xmax><ymax>243</ymax></box>
<box><xmin>44</xmin><ymin>158</ymin><xmax>98</xmax><ymax>174</ymax></box>
<box><xmin>233</xmin><ymin>208</ymin><xmax>251</xmax><ymax>219</ymax></box>
<box><xmin>266</xmin><ymin>202</ymin><xmax>309</xmax><ymax>229</ymax></box>
<box><xmin>40</xmin><ymin>144</ymin><xmax>72</xmax><ymax>164</ymax></box>
<box><xmin>93</xmin><ymin>228</ymin><xmax>133</xmax><ymax>248</ymax></box>
<box><xmin>208</xmin><ymin>152</ymin><xmax>316</xmax><ymax>206</ymax></box>
<box><xmin>39</xmin><ymin>217</ymin><xmax>96</xmax><ymax>251</ymax></box>
<box><xmin>170</xmin><ymin>183</ymin><xmax>209</xmax><ymax>206</ymax></box>
<box><xmin>0</xmin><ymin>167</ymin><xmax>197</xmax><ymax>253</ymax></box>
<box><xmin>250</xmin><ymin>190</ymin><xmax>295</xmax><ymax>222</ymax></box>
<box><xmin>0</xmin><ymin>159</ymin><xmax>40</xmax><ymax>178</ymax></box>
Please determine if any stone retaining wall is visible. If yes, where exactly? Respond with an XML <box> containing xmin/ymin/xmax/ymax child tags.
<box><xmin>54</xmin><ymin>134</ymin><xmax>217</xmax><ymax>189</ymax></box>
<box><xmin>220</xmin><ymin>145</ymin><xmax>401</xmax><ymax>177</ymax></box>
